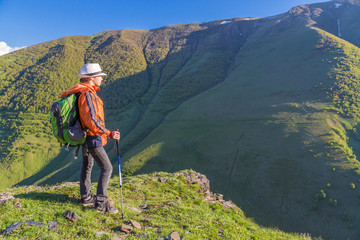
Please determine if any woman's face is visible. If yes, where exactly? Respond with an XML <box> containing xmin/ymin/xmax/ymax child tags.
<box><xmin>92</xmin><ymin>76</ymin><xmax>103</xmax><ymax>87</ymax></box>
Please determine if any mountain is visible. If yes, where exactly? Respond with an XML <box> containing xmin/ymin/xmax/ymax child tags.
<box><xmin>1</xmin><ymin>0</ymin><xmax>360</xmax><ymax>239</ymax></box>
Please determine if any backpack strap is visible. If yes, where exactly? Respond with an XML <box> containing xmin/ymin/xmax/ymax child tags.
<box><xmin>64</xmin><ymin>142</ymin><xmax>70</xmax><ymax>151</ymax></box>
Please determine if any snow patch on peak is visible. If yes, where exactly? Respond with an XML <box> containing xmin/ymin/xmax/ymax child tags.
<box><xmin>220</xmin><ymin>21</ymin><xmax>232</xmax><ymax>25</ymax></box>
<box><xmin>334</xmin><ymin>3</ymin><xmax>343</xmax><ymax>8</ymax></box>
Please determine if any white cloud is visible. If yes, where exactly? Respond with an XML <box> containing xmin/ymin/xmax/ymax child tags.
<box><xmin>0</xmin><ymin>41</ymin><xmax>26</xmax><ymax>56</ymax></box>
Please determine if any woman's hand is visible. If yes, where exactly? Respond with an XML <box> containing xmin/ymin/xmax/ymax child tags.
<box><xmin>109</xmin><ymin>130</ymin><xmax>120</xmax><ymax>140</ymax></box>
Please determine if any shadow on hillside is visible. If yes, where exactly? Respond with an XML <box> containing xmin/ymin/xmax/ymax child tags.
<box><xmin>15</xmin><ymin>149</ymin><xmax>82</xmax><ymax>187</ymax></box>
<box><xmin>14</xmin><ymin>192</ymin><xmax>79</xmax><ymax>205</ymax></box>
<box><xmin>15</xmin><ymin>150</ymin><xmax>108</xmax><ymax>188</ymax></box>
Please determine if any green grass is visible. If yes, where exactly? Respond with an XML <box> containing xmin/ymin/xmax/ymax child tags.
<box><xmin>0</xmin><ymin>170</ymin><xmax>316</xmax><ymax>239</ymax></box>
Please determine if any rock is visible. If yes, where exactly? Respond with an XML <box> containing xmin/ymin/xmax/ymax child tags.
<box><xmin>25</xmin><ymin>220</ymin><xmax>47</xmax><ymax>227</ymax></box>
<box><xmin>120</xmin><ymin>224</ymin><xmax>133</xmax><ymax>234</ymax></box>
<box><xmin>169</xmin><ymin>231</ymin><xmax>181</xmax><ymax>240</ymax></box>
<box><xmin>222</xmin><ymin>200</ymin><xmax>234</xmax><ymax>209</ymax></box>
<box><xmin>0</xmin><ymin>192</ymin><xmax>15</xmax><ymax>204</ymax></box>
<box><xmin>204</xmin><ymin>196</ymin><xmax>217</xmax><ymax>204</ymax></box>
<box><xmin>48</xmin><ymin>221</ymin><xmax>57</xmax><ymax>232</ymax></box>
<box><xmin>204</xmin><ymin>196</ymin><xmax>215</xmax><ymax>201</ymax></box>
<box><xmin>63</xmin><ymin>210</ymin><xmax>82</xmax><ymax>221</ymax></box>
<box><xmin>95</xmin><ymin>231</ymin><xmax>108</xmax><ymax>238</ymax></box>
<box><xmin>1</xmin><ymin>222</ymin><xmax>23</xmax><ymax>235</ymax></box>
<box><xmin>128</xmin><ymin>207</ymin><xmax>142</xmax><ymax>213</ymax></box>
<box><xmin>158</xmin><ymin>177</ymin><xmax>168</xmax><ymax>183</ymax></box>
<box><xmin>120</xmin><ymin>234</ymin><xmax>129</xmax><ymax>239</ymax></box>
<box><xmin>24</xmin><ymin>185</ymin><xmax>42</xmax><ymax>191</ymax></box>
<box><xmin>130</xmin><ymin>219</ymin><xmax>141</xmax><ymax>229</ymax></box>
<box><xmin>140</xmin><ymin>203</ymin><xmax>148</xmax><ymax>209</ymax></box>
<box><xmin>175</xmin><ymin>171</ymin><xmax>237</xmax><ymax>209</ymax></box>
<box><xmin>214</xmin><ymin>193</ymin><xmax>223</xmax><ymax>200</ymax></box>
<box><xmin>14</xmin><ymin>201</ymin><xmax>22</xmax><ymax>209</ymax></box>
<box><xmin>204</xmin><ymin>190</ymin><xmax>211</xmax><ymax>197</ymax></box>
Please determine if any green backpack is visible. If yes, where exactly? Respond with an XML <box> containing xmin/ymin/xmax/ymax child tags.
<box><xmin>50</xmin><ymin>93</ymin><xmax>87</xmax><ymax>156</ymax></box>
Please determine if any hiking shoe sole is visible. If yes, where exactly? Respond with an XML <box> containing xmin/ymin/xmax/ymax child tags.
<box><xmin>96</xmin><ymin>207</ymin><xmax>119</xmax><ymax>214</ymax></box>
<box><xmin>82</xmin><ymin>202</ymin><xmax>95</xmax><ymax>207</ymax></box>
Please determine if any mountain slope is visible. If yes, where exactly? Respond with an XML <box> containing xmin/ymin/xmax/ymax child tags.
<box><xmin>113</xmin><ymin>2</ymin><xmax>360</xmax><ymax>239</ymax></box>
<box><xmin>120</xmin><ymin>23</ymin><xmax>360</xmax><ymax>239</ymax></box>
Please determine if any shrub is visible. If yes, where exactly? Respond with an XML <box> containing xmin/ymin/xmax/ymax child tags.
<box><xmin>315</xmin><ymin>190</ymin><xmax>327</xmax><ymax>200</ymax></box>
<box><xmin>329</xmin><ymin>199</ymin><xmax>338</xmax><ymax>207</ymax></box>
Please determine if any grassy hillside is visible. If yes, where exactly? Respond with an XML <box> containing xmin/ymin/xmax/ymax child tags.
<box><xmin>0</xmin><ymin>36</ymin><xmax>92</xmax><ymax>188</ymax></box>
<box><xmin>118</xmin><ymin>14</ymin><xmax>360</xmax><ymax>240</ymax></box>
<box><xmin>1</xmin><ymin>1</ymin><xmax>360</xmax><ymax>239</ymax></box>
<box><xmin>0</xmin><ymin>170</ymin><xmax>317</xmax><ymax>239</ymax></box>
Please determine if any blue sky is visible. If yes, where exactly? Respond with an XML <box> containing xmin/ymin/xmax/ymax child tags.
<box><xmin>0</xmin><ymin>0</ymin><xmax>329</xmax><ymax>51</ymax></box>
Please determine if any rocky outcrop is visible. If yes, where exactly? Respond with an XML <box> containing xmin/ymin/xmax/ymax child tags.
<box><xmin>174</xmin><ymin>171</ymin><xmax>235</xmax><ymax>209</ymax></box>
<box><xmin>0</xmin><ymin>192</ymin><xmax>14</xmax><ymax>204</ymax></box>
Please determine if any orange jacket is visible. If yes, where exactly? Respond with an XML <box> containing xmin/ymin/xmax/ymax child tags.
<box><xmin>61</xmin><ymin>83</ymin><xmax>111</xmax><ymax>147</ymax></box>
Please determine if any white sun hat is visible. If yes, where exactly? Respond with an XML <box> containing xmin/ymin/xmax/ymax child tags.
<box><xmin>78</xmin><ymin>63</ymin><xmax>107</xmax><ymax>78</ymax></box>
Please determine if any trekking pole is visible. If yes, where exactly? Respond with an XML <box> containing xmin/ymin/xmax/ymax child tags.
<box><xmin>116</xmin><ymin>139</ymin><xmax>125</xmax><ymax>220</ymax></box>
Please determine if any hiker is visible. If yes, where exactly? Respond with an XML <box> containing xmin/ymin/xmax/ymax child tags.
<box><xmin>60</xmin><ymin>63</ymin><xmax>120</xmax><ymax>213</ymax></box>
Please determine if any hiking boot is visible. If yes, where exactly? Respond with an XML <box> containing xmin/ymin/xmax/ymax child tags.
<box><xmin>80</xmin><ymin>194</ymin><xmax>96</xmax><ymax>207</ymax></box>
<box><xmin>95</xmin><ymin>200</ymin><xmax>119</xmax><ymax>214</ymax></box>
